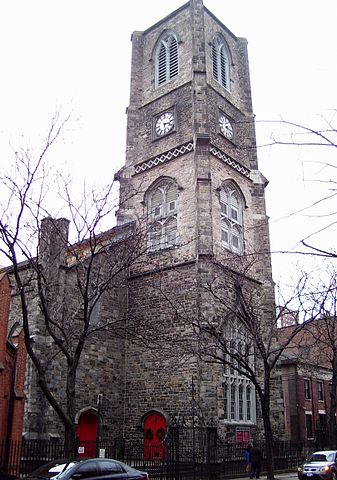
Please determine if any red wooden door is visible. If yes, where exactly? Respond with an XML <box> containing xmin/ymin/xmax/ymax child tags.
<box><xmin>144</xmin><ymin>412</ymin><xmax>167</xmax><ymax>461</ymax></box>
<box><xmin>76</xmin><ymin>411</ymin><xmax>97</xmax><ymax>458</ymax></box>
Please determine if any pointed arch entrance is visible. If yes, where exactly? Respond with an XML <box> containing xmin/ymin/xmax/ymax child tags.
<box><xmin>76</xmin><ymin>410</ymin><xmax>97</xmax><ymax>458</ymax></box>
<box><xmin>143</xmin><ymin>411</ymin><xmax>167</xmax><ymax>461</ymax></box>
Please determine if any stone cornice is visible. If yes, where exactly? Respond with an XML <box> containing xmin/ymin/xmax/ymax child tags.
<box><xmin>134</xmin><ymin>141</ymin><xmax>194</xmax><ymax>175</ymax></box>
<box><xmin>210</xmin><ymin>144</ymin><xmax>251</xmax><ymax>178</ymax></box>
<box><xmin>132</xmin><ymin>141</ymin><xmax>251</xmax><ymax>179</ymax></box>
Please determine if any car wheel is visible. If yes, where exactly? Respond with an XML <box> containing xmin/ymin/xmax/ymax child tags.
<box><xmin>332</xmin><ymin>470</ymin><xmax>337</xmax><ymax>480</ymax></box>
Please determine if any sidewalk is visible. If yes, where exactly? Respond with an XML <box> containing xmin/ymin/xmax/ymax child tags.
<box><xmin>180</xmin><ymin>473</ymin><xmax>299</xmax><ymax>480</ymax></box>
<box><xmin>226</xmin><ymin>474</ymin><xmax>298</xmax><ymax>480</ymax></box>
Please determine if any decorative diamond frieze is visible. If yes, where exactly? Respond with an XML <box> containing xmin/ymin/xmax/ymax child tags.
<box><xmin>210</xmin><ymin>145</ymin><xmax>251</xmax><ymax>178</ymax></box>
<box><xmin>134</xmin><ymin>142</ymin><xmax>194</xmax><ymax>174</ymax></box>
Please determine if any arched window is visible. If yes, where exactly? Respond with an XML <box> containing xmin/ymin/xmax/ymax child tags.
<box><xmin>155</xmin><ymin>32</ymin><xmax>178</xmax><ymax>87</ymax></box>
<box><xmin>212</xmin><ymin>34</ymin><xmax>230</xmax><ymax>91</ymax></box>
<box><xmin>220</xmin><ymin>182</ymin><xmax>243</xmax><ymax>254</ymax></box>
<box><xmin>147</xmin><ymin>180</ymin><xmax>178</xmax><ymax>251</ymax></box>
<box><xmin>223</xmin><ymin>317</ymin><xmax>255</xmax><ymax>424</ymax></box>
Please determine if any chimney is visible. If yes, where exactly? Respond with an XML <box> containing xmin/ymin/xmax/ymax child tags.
<box><xmin>38</xmin><ymin>217</ymin><xmax>70</xmax><ymax>269</ymax></box>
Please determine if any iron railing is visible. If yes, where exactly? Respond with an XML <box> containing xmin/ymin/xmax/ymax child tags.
<box><xmin>0</xmin><ymin>435</ymin><xmax>312</xmax><ymax>479</ymax></box>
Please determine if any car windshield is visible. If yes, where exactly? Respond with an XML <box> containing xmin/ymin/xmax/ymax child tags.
<box><xmin>56</xmin><ymin>463</ymin><xmax>78</xmax><ymax>480</ymax></box>
<box><xmin>30</xmin><ymin>461</ymin><xmax>76</xmax><ymax>479</ymax></box>
<box><xmin>309</xmin><ymin>453</ymin><xmax>334</xmax><ymax>462</ymax></box>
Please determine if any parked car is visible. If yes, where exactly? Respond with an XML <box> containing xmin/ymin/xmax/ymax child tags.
<box><xmin>25</xmin><ymin>458</ymin><xmax>149</xmax><ymax>480</ymax></box>
<box><xmin>298</xmin><ymin>450</ymin><xmax>337</xmax><ymax>480</ymax></box>
<box><xmin>24</xmin><ymin>459</ymin><xmax>76</xmax><ymax>479</ymax></box>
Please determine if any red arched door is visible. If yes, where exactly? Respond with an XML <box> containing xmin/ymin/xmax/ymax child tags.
<box><xmin>144</xmin><ymin>412</ymin><xmax>167</xmax><ymax>461</ymax></box>
<box><xmin>76</xmin><ymin>410</ymin><xmax>97</xmax><ymax>458</ymax></box>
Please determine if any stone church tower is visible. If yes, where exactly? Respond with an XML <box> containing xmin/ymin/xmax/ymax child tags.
<box><xmin>115</xmin><ymin>0</ymin><xmax>279</xmax><ymax>442</ymax></box>
<box><xmin>1</xmin><ymin>0</ymin><xmax>282</xmax><ymax>447</ymax></box>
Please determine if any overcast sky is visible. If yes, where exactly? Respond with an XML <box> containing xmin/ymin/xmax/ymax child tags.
<box><xmin>1</xmin><ymin>0</ymin><xmax>337</xmax><ymax>282</ymax></box>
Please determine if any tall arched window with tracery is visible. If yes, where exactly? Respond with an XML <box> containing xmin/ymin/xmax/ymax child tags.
<box><xmin>212</xmin><ymin>34</ymin><xmax>231</xmax><ymax>91</ymax></box>
<box><xmin>220</xmin><ymin>182</ymin><xmax>243</xmax><ymax>254</ymax></box>
<box><xmin>147</xmin><ymin>180</ymin><xmax>178</xmax><ymax>251</ymax></box>
<box><xmin>223</xmin><ymin>317</ymin><xmax>255</xmax><ymax>424</ymax></box>
<box><xmin>155</xmin><ymin>32</ymin><xmax>178</xmax><ymax>88</ymax></box>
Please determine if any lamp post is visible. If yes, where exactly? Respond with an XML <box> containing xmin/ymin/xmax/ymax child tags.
<box><xmin>96</xmin><ymin>393</ymin><xmax>103</xmax><ymax>457</ymax></box>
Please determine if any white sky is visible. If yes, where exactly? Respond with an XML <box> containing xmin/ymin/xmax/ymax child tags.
<box><xmin>1</xmin><ymin>0</ymin><xmax>337</xmax><ymax>283</ymax></box>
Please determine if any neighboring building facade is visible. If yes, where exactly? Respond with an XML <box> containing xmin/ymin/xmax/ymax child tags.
<box><xmin>0</xmin><ymin>273</ymin><xmax>26</xmax><ymax>445</ymax></box>
<box><xmin>1</xmin><ymin>0</ymin><xmax>282</xmax><ymax>447</ymax></box>
<box><xmin>279</xmin><ymin>320</ymin><xmax>335</xmax><ymax>447</ymax></box>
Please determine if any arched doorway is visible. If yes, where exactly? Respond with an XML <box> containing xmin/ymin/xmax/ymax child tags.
<box><xmin>143</xmin><ymin>411</ymin><xmax>167</xmax><ymax>461</ymax></box>
<box><xmin>76</xmin><ymin>410</ymin><xmax>98</xmax><ymax>458</ymax></box>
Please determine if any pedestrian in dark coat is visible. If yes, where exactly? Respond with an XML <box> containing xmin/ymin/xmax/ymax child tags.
<box><xmin>250</xmin><ymin>445</ymin><xmax>263</xmax><ymax>479</ymax></box>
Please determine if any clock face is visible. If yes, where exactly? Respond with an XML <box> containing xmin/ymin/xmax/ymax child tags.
<box><xmin>155</xmin><ymin>111</ymin><xmax>175</xmax><ymax>136</ymax></box>
<box><xmin>219</xmin><ymin>115</ymin><xmax>234</xmax><ymax>140</ymax></box>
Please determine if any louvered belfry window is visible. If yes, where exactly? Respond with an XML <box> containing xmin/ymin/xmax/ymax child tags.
<box><xmin>148</xmin><ymin>180</ymin><xmax>178</xmax><ymax>250</ymax></box>
<box><xmin>156</xmin><ymin>33</ymin><xmax>178</xmax><ymax>87</ymax></box>
<box><xmin>220</xmin><ymin>182</ymin><xmax>243</xmax><ymax>254</ymax></box>
<box><xmin>212</xmin><ymin>34</ymin><xmax>230</xmax><ymax>91</ymax></box>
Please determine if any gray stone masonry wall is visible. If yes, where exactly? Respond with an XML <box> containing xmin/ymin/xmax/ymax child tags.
<box><xmin>124</xmin><ymin>261</ymin><xmax>201</xmax><ymax>437</ymax></box>
<box><xmin>6</xmin><ymin>220</ymin><xmax>129</xmax><ymax>440</ymax></box>
<box><xmin>115</xmin><ymin>0</ymin><xmax>284</xmax><ymax>440</ymax></box>
<box><xmin>123</xmin><ymin>254</ymin><xmax>284</xmax><ymax>440</ymax></box>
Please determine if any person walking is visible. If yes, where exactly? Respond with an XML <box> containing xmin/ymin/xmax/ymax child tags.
<box><xmin>245</xmin><ymin>444</ymin><xmax>252</xmax><ymax>476</ymax></box>
<box><xmin>250</xmin><ymin>445</ymin><xmax>263</xmax><ymax>479</ymax></box>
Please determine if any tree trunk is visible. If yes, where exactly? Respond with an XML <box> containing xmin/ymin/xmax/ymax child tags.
<box><xmin>262</xmin><ymin>410</ymin><xmax>275</xmax><ymax>479</ymax></box>
<box><xmin>64</xmin><ymin>422</ymin><xmax>77</xmax><ymax>458</ymax></box>
<box><xmin>64</xmin><ymin>363</ymin><xmax>78</xmax><ymax>458</ymax></box>
<box><xmin>259</xmin><ymin>382</ymin><xmax>275</xmax><ymax>480</ymax></box>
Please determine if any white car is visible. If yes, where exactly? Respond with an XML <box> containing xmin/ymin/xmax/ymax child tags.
<box><xmin>298</xmin><ymin>450</ymin><xmax>337</xmax><ymax>480</ymax></box>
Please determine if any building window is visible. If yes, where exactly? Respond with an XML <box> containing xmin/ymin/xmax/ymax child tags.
<box><xmin>318</xmin><ymin>413</ymin><xmax>326</xmax><ymax>432</ymax></box>
<box><xmin>224</xmin><ymin>383</ymin><xmax>229</xmax><ymax>420</ymax></box>
<box><xmin>305</xmin><ymin>413</ymin><xmax>313</xmax><ymax>439</ymax></box>
<box><xmin>147</xmin><ymin>180</ymin><xmax>178</xmax><ymax>251</ymax></box>
<box><xmin>224</xmin><ymin>377</ymin><xmax>254</xmax><ymax>424</ymax></box>
<box><xmin>317</xmin><ymin>381</ymin><xmax>324</xmax><ymax>401</ymax></box>
<box><xmin>223</xmin><ymin>318</ymin><xmax>255</xmax><ymax>424</ymax></box>
<box><xmin>230</xmin><ymin>383</ymin><xmax>236</xmax><ymax>420</ymax></box>
<box><xmin>220</xmin><ymin>182</ymin><xmax>243</xmax><ymax>254</ymax></box>
<box><xmin>304</xmin><ymin>379</ymin><xmax>311</xmax><ymax>400</ymax></box>
<box><xmin>230</xmin><ymin>340</ymin><xmax>236</xmax><ymax>374</ymax></box>
<box><xmin>238</xmin><ymin>384</ymin><xmax>244</xmax><ymax>421</ymax></box>
<box><xmin>155</xmin><ymin>32</ymin><xmax>178</xmax><ymax>87</ymax></box>
<box><xmin>212</xmin><ymin>34</ymin><xmax>230</xmax><ymax>91</ymax></box>
<box><xmin>246</xmin><ymin>386</ymin><xmax>252</xmax><ymax>421</ymax></box>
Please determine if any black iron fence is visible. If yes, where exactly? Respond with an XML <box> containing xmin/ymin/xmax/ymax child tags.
<box><xmin>0</xmin><ymin>432</ymin><xmax>312</xmax><ymax>479</ymax></box>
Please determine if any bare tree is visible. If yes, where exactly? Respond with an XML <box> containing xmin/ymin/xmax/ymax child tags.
<box><xmin>261</xmin><ymin>111</ymin><xmax>337</xmax><ymax>258</ymax></box>
<box><xmin>162</xmin><ymin>256</ymin><xmax>311</xmax><ymax>480</ymax></box>
<box><xmin>0</xmin><ymin>111</ymin><xmax>149</xmax><ymax>456</ymax></box>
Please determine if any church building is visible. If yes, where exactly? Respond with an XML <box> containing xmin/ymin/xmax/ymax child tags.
<box><xmin>1</xmin><ymin>0</ymin><xmax>283</xmax><ymax>450</ymax></box>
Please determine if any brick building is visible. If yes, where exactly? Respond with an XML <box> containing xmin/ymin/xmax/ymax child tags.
<box><xmin>0</xmin><ymin>273</ymin><xmax>26</xmax><ymax>444</ymax></box>
<box><xmin>279</xmin><ymin>319</ymin><xmax>336</xmax><ymax>447</ymax></box>
<box><xmin>1</xmin><ymin>0</ymin><xmax>283</xmax><ymax>448</ymax></box>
